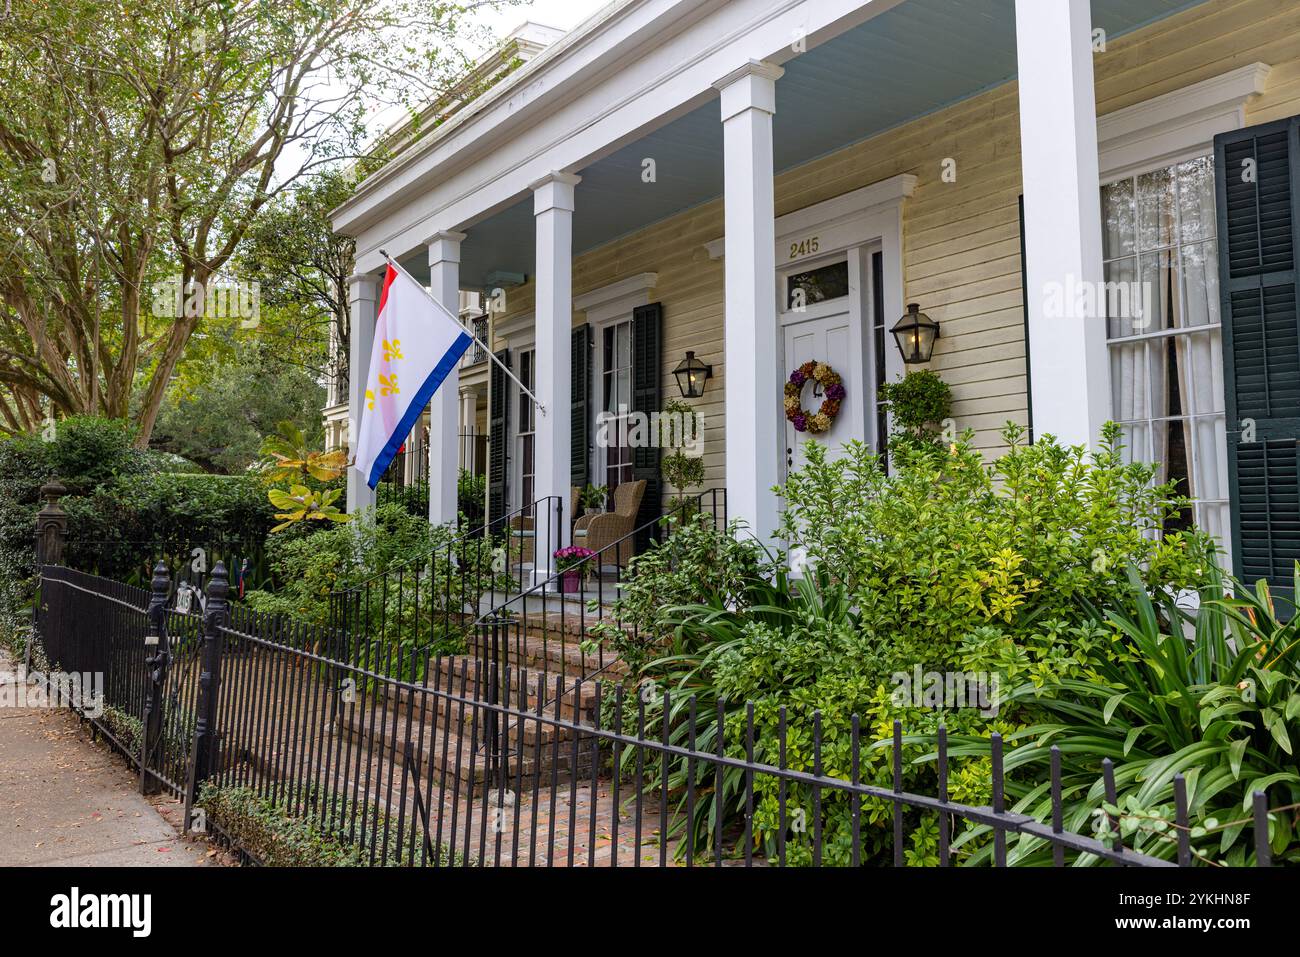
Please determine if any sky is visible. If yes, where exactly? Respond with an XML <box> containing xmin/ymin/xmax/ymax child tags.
<box><xmin>476</xmin><ymin>0</ymin><xmax>610</xmax><ymax>35</ymax></box>
<box><xmin>276</xmin><ymin>0</ymin><xmax>611</xmax><ymax>188</ymax></box>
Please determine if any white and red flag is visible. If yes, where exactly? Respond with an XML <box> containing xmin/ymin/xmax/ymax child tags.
<box><xmin>354</xmin><ymin>264</ymin><xmax>471</xmax><ymax>489</ymax></box>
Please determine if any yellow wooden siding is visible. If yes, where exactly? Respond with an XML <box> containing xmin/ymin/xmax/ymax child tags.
<box><xmin>487</xmin><ymin>0</ymin><xmax>1300</xmax><ymax>493</ymax></box>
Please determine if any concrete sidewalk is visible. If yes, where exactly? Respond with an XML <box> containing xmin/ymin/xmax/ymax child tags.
<box><xmin>0</xmin><ymin>649</ymin><xmax>214</xmax><ymax>867</ymax></box>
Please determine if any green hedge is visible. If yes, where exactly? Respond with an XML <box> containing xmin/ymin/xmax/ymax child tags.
<box><xmin>197</xmin><ymin>782</ymin><xmax>462</xmax><ymax>867</ymax></box>
<box><xmin>0</xmin><ymin>417</ymin><xmax>280</xmax><ymax>625</ymax></box>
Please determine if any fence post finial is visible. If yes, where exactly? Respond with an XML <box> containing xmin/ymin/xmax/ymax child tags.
<box><xmin>207</xmin><ymin>560</ymin><xmax>230</xmax><ymax>609</ymax></box>
<box><xmin>34</xmin><ymin>479</ymin><xmax>68</xmax><ymax>567</ymax></box>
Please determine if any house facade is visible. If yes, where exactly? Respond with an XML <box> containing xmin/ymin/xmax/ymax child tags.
<box><xmin>331</xmin><ymin>0</ymin><xmax>1300</xmax><ymax>589</ymax></box>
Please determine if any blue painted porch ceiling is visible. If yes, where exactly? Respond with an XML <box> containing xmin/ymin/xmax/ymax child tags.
<box><xmin>446</xmin><ymin>0</ymin><xmax>1208</xmax><ymax>289</ymax></box>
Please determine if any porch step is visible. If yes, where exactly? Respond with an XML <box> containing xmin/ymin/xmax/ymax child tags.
<box><xmin>429</xmin><ymin>657</ymin><xmax>602</xmax><ymax>724</ymax></box>
<box><xmin>470</xmin><ymin>631</ymin><xmax>631</xmax><ymax>686</ymax></box>
<box><xmin>338</xmin><ymin>693</ymin><xmax>598</xmax><ymax>797</ymax></box>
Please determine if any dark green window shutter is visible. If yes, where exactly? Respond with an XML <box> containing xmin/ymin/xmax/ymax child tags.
<box><xmin>571</xmin><ymin>323</ymin><xmax>592</xmax><ymax>488</ymax></box>
<box><xmin>487</xmin><ymin>348</ymin><xmax>511</xmax><ymax>529</ymax></box>
<box><xmin>631</xmin><ymin>302</ymin><xmax>662</xmax><ymax>550</ymax></box>
<box><xmin>1214</xmin><ymin>116</ymin><xmax>1300</xmax><ymax>603</ymax></box>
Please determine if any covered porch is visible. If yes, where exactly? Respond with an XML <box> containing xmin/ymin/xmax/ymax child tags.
<box><xmin>333</xmin><ymin>0</ymin><xmax>1274</xmax><ymax>581</ymax></box>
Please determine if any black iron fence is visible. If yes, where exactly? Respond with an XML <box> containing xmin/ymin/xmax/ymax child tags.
<box><xmin>376</xmin><ymin>440</ymin><xmax>429</xmax><ymax>517</ymax></box>
<box><xmin>324</xmin><ymin>495</ymin><xmax>564</xmax><ymax>683</ymax></box>
<box><xmin>32</xmin><ymin>552</ymin><xmax>1279</xmax><ymax>867</ymax></box>
<box><xmin>26</xmin><ymin>481</ymin><xmax>1282</xmax><ymax>868</ymax></box>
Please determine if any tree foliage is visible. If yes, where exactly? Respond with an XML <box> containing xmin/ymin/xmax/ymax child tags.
<box><xmin>0</xmin><ymin>0</ymin><xmax>505</xmax><ymax>442</ymax></box>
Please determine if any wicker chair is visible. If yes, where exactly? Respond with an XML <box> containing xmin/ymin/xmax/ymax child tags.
<box><xmin>573</xmin><ymin>479</ymin><xmax>646</xmax><ymax>569</ymax></box>
<box><xmin>506</xmin><ymin>487</ymin><xmax>581</xmax><ymax>569</ymax></box>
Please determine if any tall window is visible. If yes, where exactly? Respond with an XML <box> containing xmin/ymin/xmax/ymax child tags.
<box><xmin>516</xmin><ymin>348</ymin><xmax>535</xmax><ymax>507</ymax></box>
<box><xmin>603</xmin><ymin>320</ymin><xmax>634</xmax><ymax>495</ymax></box>
<box><xmin>1102</xmin><ymin>156</ymin><xmax>1231</xmax><ymax>554</ymax></box>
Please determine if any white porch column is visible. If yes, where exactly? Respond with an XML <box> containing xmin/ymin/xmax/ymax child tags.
<box><xmin>346</xmin><ymin>272</ymin><xmax>379</xmax><ymax>514</ymax></box>
<box><xmin>427</xmin><ymin>231</ymin><xmax>466</xmax><ymax>525</ymax></box>
<box><xmin>531</xmin><ymin>171</ymin><xmax>581</xmax><ymax>574</ymax></box>
<box><xmin>1015</xmin><ymin>0</ymin><xmax>1109</xmax><ymax>447</ymax></box>
<box><xmin>714</xmin><ymin>60</ymin><xmax>784</xmax><ymax>540</ymax></box>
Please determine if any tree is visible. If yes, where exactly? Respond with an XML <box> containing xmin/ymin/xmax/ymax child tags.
<box><xmin>149</xmin><ymin>326</ymin><xmax>326</xmax><ymax>474</ymax></box>
<box><xmin>235</xmin><ymin>168</ymin><xmax>359</xmax><ymax>401</ymax></box>
<box><xmin>0</xmin><ymin>0</ymin><xmax>507</xmax><ymax>444</ymax></box>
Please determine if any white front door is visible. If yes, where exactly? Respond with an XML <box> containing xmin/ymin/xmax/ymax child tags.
<box><xmin>780</xmin><ymin>252</ymin><xmax>869</xmax><ymax>476</ymax></box>
<box><xmin>783</xmin><ymin>308</ymin><xmax>858</xmax><ymax>472</ymax></box>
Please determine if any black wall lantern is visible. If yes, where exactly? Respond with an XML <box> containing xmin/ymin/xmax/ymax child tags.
<box><xmin>891</xmin><ymin>303</ymin><xmax>940</xmax><ymax>364</ymax></box>
<box><xmin>673</xmin><ymin>350</ymin><xmax>713</xmax><ymax>398</ymax></box>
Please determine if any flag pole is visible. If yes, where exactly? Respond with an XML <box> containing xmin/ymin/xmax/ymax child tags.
<box><xmin>378</xmin><ymin>249</ymin><xmax>547</xmax><ymax>417</ymax></box>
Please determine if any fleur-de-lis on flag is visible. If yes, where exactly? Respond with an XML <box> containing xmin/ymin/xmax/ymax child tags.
<box><xmin>379</xmin><ymin>373</ymin><xmax>400</xmax><ymax>396</ymax></box>
<box><xmin>365</xmin><ymin>388</ymin><xmax>375</xmax><ymax>410</ymax></box>
<box><xmin>383</xmin><ymin>338</ymin><xmax>403</xmax><ymax>361</ymax></box>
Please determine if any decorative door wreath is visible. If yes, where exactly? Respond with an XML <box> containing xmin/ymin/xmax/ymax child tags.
<box><xmin>784</xmin><ymin>361</ymin><xmax>846</xmax><ymax>434</ymax></box>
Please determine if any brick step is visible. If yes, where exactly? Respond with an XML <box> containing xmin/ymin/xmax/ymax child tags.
<box><xmin>338</xmin><ymin>703</ymin><xmax>597</xmax><ymax>797</ymax></box>
<box><xmin>369</xmin><ymin>664</ymin><xmax>601</xmax><ymax>740</ymax></box>
<box><xmin>429</xmin><ymin>657</ymin><xmax>601</xmax><ymax>724</ymax></box>
<box><xmin>470</xmin><ymin>624</ymin><xmax>630</xmax><ymax>680</ymax></box>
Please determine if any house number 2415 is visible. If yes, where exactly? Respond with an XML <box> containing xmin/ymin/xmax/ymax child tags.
<box><xmin>788</xmin><ymin>236</ymin><xmax>820</xmax><ymax>260</ymax></box>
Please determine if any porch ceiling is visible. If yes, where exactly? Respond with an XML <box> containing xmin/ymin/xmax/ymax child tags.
<box><xmin>398</xmin><ymin>0</ymin><xmax>1209</xmax><ymax>290</ymax></box>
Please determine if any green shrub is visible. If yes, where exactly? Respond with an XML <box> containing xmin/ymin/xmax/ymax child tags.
<box><xmin>877</xmin><ymin>369</ymin><xmax>952</xmax><ymax>445</ymax></box>
<box><xmin>243</xmin><ymin>505</ymin><xmax>511</xmax><ymax>678</ymax></box>
<box><xmin>197</xmin><ymin>782</ymin><xmax>461</xmax><ymax>867</ymax></box>
<box><xmin>935</xmin><ymin>565</ymin><xmax>1300</xmax><ymax>866</ymax></box>
<box><xmin>0</xmin><ymin>416</ymin><xmax>280</xmax><ymax>604</ymax></box>
<box><xmin>612</xmin><ymin>423</ymin><xmax>1219</xmax><ymax>864</ymax></box>
<box><xmin>586</xmin><ymin>514</ymin><xmax>776</xmax><ymax>675</ymax></box>
<box><xmin>458</xmin><ymin>470</ymin><xmax>485</xmax><ymax>527</ymax></box>
<box><xmin>779</xmin><ymin>422</ymin><xmax>1214</xmax><ymax>675</ymax></box>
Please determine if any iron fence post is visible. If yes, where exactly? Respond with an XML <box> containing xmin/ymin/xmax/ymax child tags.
<box><xmin>31</xmin><ymin>480</ymin><xmax>68</xmax><ymax>670</ymax></box>
<box><xmin>188</xmin><ymin>561</ymin><xmax>228</xmax><ymax>807</ymax></box>
<box><xmin>140</xmin><ymin>561</ymin><xmax>171</xmax><ymax>795</ymax></box>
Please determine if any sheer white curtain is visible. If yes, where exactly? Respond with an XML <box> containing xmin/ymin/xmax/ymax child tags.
<box><xmin>1102</xmin><ymin>156</ymin><xmax>1231</xmax><ymax>563</ymax></box>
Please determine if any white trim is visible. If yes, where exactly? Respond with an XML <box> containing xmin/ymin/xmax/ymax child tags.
<box><xmin>495</xmin><ymin>311</ymin><xmax>536</xmax><ymax>344</ymax></box>
<box><xmin>703</xmin><ymin>174</ymin><xmax>917</xmax><ymax>261</ymax></box>
<box><xmin>573</xmin><ymin>272</ymin><xmax>658</xmax><ymax>321</ymax></box>
<box><xmin>714</xmin><ymin>60</ymin><xmax>784</xmax><ymax>120</ymax></box>
<box><xmin>709</xmin><ymin>174</ymin><xmax>910</xmax><ymax>396</ymax></box>
<box><xmin>340</xmin><ymin>0</ymin><xmax>909</xmax><ymax>272</ymax></box>
<box><xmin>1098</xmin><ymin>62</ymin><xmax>1271</xmax><ymax>182</ymax></box>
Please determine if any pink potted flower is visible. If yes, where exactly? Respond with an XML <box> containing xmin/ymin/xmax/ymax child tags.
<box><xmin>553</xmin><ymin>545</ymin><xmax>596</xmax><ymax>593</ymax></box>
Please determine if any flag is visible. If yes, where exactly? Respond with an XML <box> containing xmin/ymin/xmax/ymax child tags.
<box><xmin>355</xmin><ymin>264</ymin><xmax>472</xmax><ymax>489</ymax></box>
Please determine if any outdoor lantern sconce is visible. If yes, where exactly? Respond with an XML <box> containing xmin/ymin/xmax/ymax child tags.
<box><xmin>673</xmin><ymin>350</ymin><xmax>713</xmax><ymax>398</ymax></box>
<box><xmin>891</xmin><ymin>303</ymin><xmax>940</xmax><ymax>364</ymax></box>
